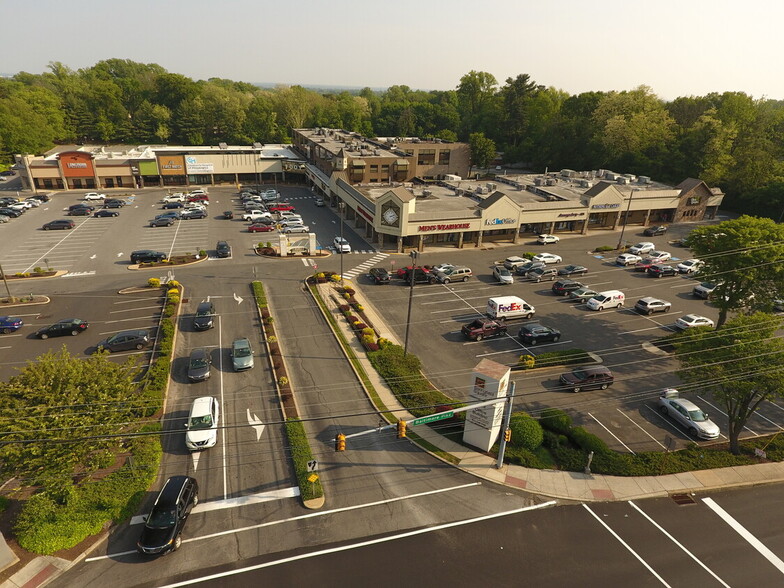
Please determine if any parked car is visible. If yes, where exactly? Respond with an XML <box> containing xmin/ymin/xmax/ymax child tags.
<box><xmin>156</xmin><ymin>211</ymin><xmax>181</xmax><ymax>220</ymax></box>
<box><xmin>68</xmin><ymin>203</ymin><xmax>95</xmax><ymax>212</ymax></box>
<box><xmin>559</xmin><ymin>366</ymin><xmax>614</xmax><ymax>393</ymax></box>
<box><xmin>215</xmin><ymin>241</ymin><xmax>231</xmax><ymax>258</ymax></box>
<box><xmin>314</xmin><ymin>197</ymin><xmax>325</xmax><ymax>206</ymax></box>
<box><xmin>643</xmin><ymin>225</ymin><xmax>668</xmax><ymax>236</ymax></box>
<box><xmin>185</xmin><ymin>397</ymin><xmax>220</xmax><ymax>449</ymax></box>
<box><xmin>647</xmin><ymin>264</ymin><xmax>678</xmax><ymax>278</ymax></box>
<box><xmin>557</xmin><ymin>264</ymin><xmax>587</xmax><ymax>277</ymax></box>
<box><xmin>532</xmin><ymin>253</ymin><xmax>562</xmax><ymax>264</ymax></box>
<box><xmin>552</xmin><ymin>279</ymin><xmax>584</xmax><ymax>296</ymax></box>
<box><xmin>628</xmin><ymin>242</ymin><xmax>656</xmax><ymax>255</ymax></box>
<box><xmin>181</xmin><ymin>208</ymin><xmax>207</xmax><ymax>220</ymax></box>
<box><xmin>94</xmin><ymin>209</ymin><xmax>119</xmax><ymax>217</ymax></box>
<box><xmin>193</xmin><ymin>301</ymin><xmax>216</xmax><ymax>331</ymax></box>
<box><xmin>658</xmin><ymin>389</ymin><xmax>720</xmax><ymax>439</ymax></box>
<box><xmin>283</xmin><ymin>225</ymin><xmax>310</xmax><ymax>233</ymax></box>
<box><xmin>461</xmin><ymin>318</ymin><xmax>507</xmax><ymax>341</ymax></box>
<box><xmin>35</xmin><ymin>318</ymin><xmax>89</xmax><ymax>338</ymax></box>
<box><xmin>0</xmin><ymin>215</ymin><xmax>9</xmax><ymax>223</ymax></box>
<box><xmin>42</xmin><ymin>220</ymin><xmax>75</xmax><ymax>230</ymax></box>
<box><xmin>368</xmin><ymin>267</ymin><xmax>391</xmax><ymax>284</ymax></box>
<box><xmin>268</xmin><ymin>203</ymin><xmax>295</xmax><ymax>212</ymax></box>
<box><xmin>162</xmin><ymin>193</ymin><xmax>185</xmax><ymax>203</ymax></box>
<box><xmin>677</xmin><ymin>259</ymin><xmax>704</xmax><ymax>274</ymax></box>
<box><xmin>333</xmin><ymin>236</ymin><xmax>351</xmax><ymax>253</ymax></box>
<box><xmin>519</xmin><ymin>323</ymin><xmax>561</xmax><ymax>345</ymax></box>
<box><xmin>634</xmin><ymin>258</ymin><xmax>658</xmax><ymax>272</ymax></box>
<box><xmin>527</xmin><ymin>267</ymin><xmax>558</xmax><ymax>282</ymax></box>
<box><xmin>162</xmin><ymin>201</ymin><xmax>184</xmax><ymax>210</ymax></box>
<box><xmin>187</xmin><ymin>348</ymin><xmax>212</xmax><ymax>382</ymax></box>
<box><xmin>693</xmin><ymin>282</ymin><xmax>718</xmax><ymax>299</ymax></box>
<box><xmin>183</xmin><ymin>202</ymin><xmax>206</xmax><ymax>211</ymax></box>
<box><xmin>230</xmin><ymin>338</ymin><xmax>254</xmax><ymax>371</ymax></box>
<box><xmin>131</xmin><ymin>250</ymin><xmax>167</xmax><ymax>264</ymax></box>
<box><xmin>634</xmin><ymin>297</ymin><xmax>671</xmax><ymax>315</ymax></box>
<box><xmin>0</xmin><ymin>316</ymin><xmax>23</xmax><ymax>334</ymax></box>
<box><xmin>187</xmin><ymin>194</ymin><xmax>209</xmax><ymax>204</ymax></box>
<box><xmin>83</xmin><ymin>192</ymin><xmax>106</xmax><ymax>200</ymax></box>
<box><xmin>514</xmin><ymin>260</ymin><xmax>546</xmax><ymax>275</ymax></box>
<box><xmin>150</xmin><ymin>217</ymin><xmax>175</xmax><ymax>227</ymax></box>
<box><xmin>400</xmin><ymin>267</ymin><xmax>432</xmax><ymax>284</ymax></box>
<box><xmin>568</xmin><ymin>287</ymin><xmax>599</xmax><ymax>302</ymax></box>
<box><xmin>432</xmin><ymin>263</ymin><xmax>455</xmax><ymax>274</ymax></box>
<box><xmin>492</xmin><ymin>265</ymin><xmax>514</xmax><ymax>285</ymax></box>
<box><xmin>279</xmin><ymin>218</ymin><xmax>304</xmax><ymax>228</ymax></box>
<box><xmin>23</xmin><ymin>198</ymin><xmax>41</xmax><ymax>207</ymax></box>
<box><xmin>675</xmin><ymin>314</ymin><xmax>715</xmax><ymax>329</ymax></box>
<box><xmin>434</xmin><ymin>266</ymin><xmax>472</xmax><ymax>284</ymax></box>
<box><xmin>536</xmin><ymin>234</ymin><xmax>560</xmax><ymax>245</ymax></box>
<box><xmin>136</xmin><ymin>476</ymin><xmax>198</xmax><ymax>555</ymax></box>
<box><xmin>0</xmin><ymin>208</ymin><xmax>22</xmax><ymax>218</ymax></box>
<box><xmin>503</xmin><ymin>256</ymin><xmax>531</xmax><ymax>271</ymax></box>
<box><xmin>647</xmin><ymin>250</ymin><xmax>671</xmax><ymax>263</ymax></box>
<box><xmin>97</xmin><ymin>329</ymin><xmax>151</xmax><ymax>352</ymax></box>
<box><xmin>248</xmin><ymin>223</ymin><xmax>276</xmax><ymax>233</ymax></box>
<box><xmin>103</xmin><ymin>198</ymin><xmax>126</xmax><ymax>208</ymax></box>
<box><xmin>243</xmin><ymin>211</ymin><xmax>273</xmax><ymax>222</ymax></box>
<box><xmin>69</xmin><ymin>206</ymin><xmax>92</xmax><ymax>216</ymax></box>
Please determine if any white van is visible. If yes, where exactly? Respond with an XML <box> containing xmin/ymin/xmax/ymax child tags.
<box><xmin>486</xmin><ymin>296</ymin><xmax>535</xmax><ymax>320</ymax></box>
<box><xmin>586</xmin><ymin>290</ymin><xmax>625</xmax><ymax>311</ymax></box>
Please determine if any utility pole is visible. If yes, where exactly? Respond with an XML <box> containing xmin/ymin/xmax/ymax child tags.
<box><xmin>0</xmin><ymin>264</ymin><xmax>14</xmax><ymax>303</ymax></box>
<box><xmin>495</xmin><ymin>382</ymin><xmax>516</xmax><ymax>469</ymax></box>
<box><xmin>403</xmin><ymin>250</ymin><xmax>418</xmax><ymax>356</ymax></box>
<box><xmin>616</xmin><ymin>189</ymin><xmax>636</xmax><ymax>250</ymax></box>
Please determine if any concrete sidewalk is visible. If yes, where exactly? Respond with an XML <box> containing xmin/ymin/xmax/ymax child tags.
<box><xmin>317</xmin><ymin>279</ymin><xmax>784</xmax><ymax>503</ymax></box>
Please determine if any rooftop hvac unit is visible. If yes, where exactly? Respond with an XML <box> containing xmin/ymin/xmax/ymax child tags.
<box><xmin>604</xmin><ymin>172</ymin><xmax>618</xmax><ymax>181</ymax></box>
<box><xmin>638</xmin><ymin>175</ymin><xmax>651</xmax><ymax>184</ymax></box>
<box><xmin>623</xmin><ymin>173</ymin><xmax>636</xmax><ymax>181</ymax></box>
<box><xmin>422</xmin><ymin>189</ymin><xmax>432</xmax><ymax>197</ymax></box>
<box><xmin>486</xmin><ymin>182</ymin><xmax>496</xmax><ymax>191</ymax></box>
<box><xmin>535</xmin><ymin>177</ymin><xmax>544</xmax><ymax>186</ymax></box>
<box><xmin>545</xmin><ymin>178</ymin><xmax>557</xmax><ymax>186</ymax></box>
<box><xmin>617</xmin><ymin>177</ymin><xmax>629</xmax><ymax>184</ymax></box>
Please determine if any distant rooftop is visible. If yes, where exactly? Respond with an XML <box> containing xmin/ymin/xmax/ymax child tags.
<box><xmin>42</xmin><ymin>143</ymin><xmax>301</xmax><ymax>161</ymax></box>
<box><xmin>295</xmin><ymin>128</ymin><xmax>459</xmax><ymax>160</ymax></box>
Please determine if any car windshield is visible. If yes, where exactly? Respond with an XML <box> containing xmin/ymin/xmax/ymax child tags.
<box><xmin>189</xmin><ymin>414</ymin><xmax>214</xmax><ymax>429</ymax></box>
<box><xmin>190</xmin><ymin>358</ymin><xmax>209</xmax><ymax>369</ymax></box>
<box><xmin>572</xmin><ymin>369</ymin><xmax>588</xmax><ymax>379</ymax></box>
<box><xmin>147</xmin><ymin>507</ymin><xmax>177</xmax><ymax>528</ymax></box>
<box><xmin>498</xmin><ymin>268</ymin><xmax>510</xmax><ymax>276</ymax></box>
<box><xmin>197</xmin><ymin>309</ymin><xmax>211</xmax><ymax>317</ymax></box>
<box><xmin>688</xmin><ymin>409</ymin><xmax>707</xmax><ymax>422</ymax></box>
<box><xmin>234</xmin><ymin>346</ymin><xmax>251</xmax><ymax>357</ymax></box>
<box><xmin>701</xmin><ymin>282</ymin><xmax>716</xmax><ymax>289</ymax></box>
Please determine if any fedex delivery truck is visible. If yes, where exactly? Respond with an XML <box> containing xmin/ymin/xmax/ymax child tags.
<box><xmin>486</xmin><ymin>296</ymin><xmax>535</xmax><ymax>320</ymax></box>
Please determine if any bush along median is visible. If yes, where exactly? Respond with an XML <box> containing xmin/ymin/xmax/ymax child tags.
<box><xmin>252</xmin><ymin>280</ymin><xmax>324</xmax><ymax>504</ymax></box>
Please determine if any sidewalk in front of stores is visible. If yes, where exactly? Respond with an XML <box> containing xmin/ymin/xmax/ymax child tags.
<box><xmin>318</xmin><ymin>280</ymin><xmax>784</xmax><ymax>503</ymax></box>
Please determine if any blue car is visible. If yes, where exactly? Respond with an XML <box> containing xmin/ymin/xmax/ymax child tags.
<box><xmin>0</xmin><ymin>316</ymin><xmax>23</xmax><ymax>334</ymax></box>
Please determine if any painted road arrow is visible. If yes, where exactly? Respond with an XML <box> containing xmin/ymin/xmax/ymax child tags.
<box><xmin>247</xmin><ymin>408</ymin><xmax>265</xmax><ymax>441</ymax></box>
<box><xmin>234</xmin><ymin>292</ymin><xmax>244</xmax><ymax>305</ymax></box>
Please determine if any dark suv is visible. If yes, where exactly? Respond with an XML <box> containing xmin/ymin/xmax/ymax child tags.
<box><xmin>643</xmin><ymin>225</ymin><xmax>668</xmax><ymax>236</ymax></box>
<box><xmin>559</xmin><ymin>366</ymin><xmax>614</xmax><ymax>393</ymax></box>
<box><xmin>193</xmin><ymin>301</ymin><xmax>216</xmax><ymax>331</ymax></box>
<box><xmin>215</xmin><ymin>241</ymin><xmax>231</xmax><ymax>258</ymax></box>
<box><xmin>551</xmin><ymin>279</ymin><xmax>584</xmax><ymax>296</ymax></box>
<box><xmin>137</xmin><ymin>476</ymin><xmax>199</xmax><ymax>555</ymax></box>
<box><xmin>131</xmin><ymin>250</ymin><xmax>167</xmax><ymax>264</ymax></box>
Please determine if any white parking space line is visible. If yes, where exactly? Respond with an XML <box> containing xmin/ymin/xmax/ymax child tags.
<box><xmin>114</xmin><ymin>297</ymin><xmax>162</xmax><ymax>304</ymax></box>
<box><xmin>300</xmin><ymin>258</ymin><xmax>309</xmax><ymax>266</ymax></box>
<box><xmin>439</xmin><ymin>314</ymin><xmax>483</xmax><ymax>324</ymax></box>
<box><xmin>620</xmin><ymin>324</ymin><xmax>678</xmax><ymax>335</ymax></box>
<box><xmin>629</xmin><ymin>501</ymin><xmax>730</xmax><ymax>587</ymax></box>
<box><xmin>583</xmin><ymin>504</ymin><xmax>671</xmax><ymax>587</ymax></box>
<box><xmin>643</xmin><ymin>404</ymin><xmax>698</xmax><ymax>440</ymax></box>
<box><xmin>766</xmin><ymin>400</ymin><xmax>784</xmax><ymax>414</ymax></box>
<box><xmin>587</xmin><ymin>412</ymin><xmax>636</xmax><ymax>453</ymax></box>
<box><xmin>617</xmin><ymin>409</ymin><xmax>667</xmax><ymax>449</ymax></box>
<box><xmin>703</xmin><ymin>497</ymin><xmax>784</xmax><ymax>575</ymax></box>
<box><xmin>697</xmin><ymin>395</ymin><xmax>759</xmax><ymax>436</ymax></box>
<box><xmin>219</xmin><ymin>315</ymin><xmax>228</xmax><ymax>501</ymax></box>
<box><xmin>109</xmin><ymin>305</ymin><xmax>161</xmax><ymax>314</ymax></box>
<box><xmin>97</xmin><ymin>326</ymin><xmax>156</xmax><ymax>335</ymax></box>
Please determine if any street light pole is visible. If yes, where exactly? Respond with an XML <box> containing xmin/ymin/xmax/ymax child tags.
<box><xmin>403</xmin><ymin>250</ymin><xmax>418</xmax><ymax>356</ymax></box>
<box><xmin>339</xmin><ymin>202</ymin><xmax>345</xmax><ymax>282</ymax></box>
<box><xmin>616</xmin><ymin>188</ymin><xmax>636</xmax><ymax>251</ymax></box>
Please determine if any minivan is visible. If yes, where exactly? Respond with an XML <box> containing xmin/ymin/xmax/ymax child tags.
<box><xmin>193</xmin><ymin>301</ymin><xmax>215</xmax><ymax>331</ymax></box>
<box><xmin>585</xmin><ymin>290</ymin><xmax>625</xmax><ymax>311</ymax></box>
<box><xmin>137</xmin><ymin>476</ymin><xmax>199</xmax><ymax>555</ymax></box>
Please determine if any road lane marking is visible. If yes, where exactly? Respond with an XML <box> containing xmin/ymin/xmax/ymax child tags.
<box><xmin>616</xmin><ymin>409</ymin><xmax>667</xmax><ymax>449</ymax></box>
<box><xmin>583</xmin><ymin>504</ymin><xmax>671</xmax><ymax>586</ymax></box>
<box><xmin>703</xmin><ymin>497</ymin><xmax>784</xmax><ymax>574</ymax></box>
<box><xmin>587</xmin><ymin>412</ymin><xmax>635</xmax><ymax>454</ymax></box>
<box><xmin>219</xmin><ymin>315</ymin><xmax>228</xmax><ymax>501</ymax></box>
<box><xmin>629</xmin><ymin>501</ymin><xmax>730</xmax><ymax>587</ymax></box>
<box><xmin>156</xmin><ymin>501</ymin><xmax>557</xmax><ymax>587</ymax></box>
<box><xmin>88</xmin><ymin>482</ymin><xmax>485</xmax><ymax>562</ymax></box>
<box><xmin>247</xmin><ymin>409</ymin><xmax>265</xmax><ymax>441</ymax></box>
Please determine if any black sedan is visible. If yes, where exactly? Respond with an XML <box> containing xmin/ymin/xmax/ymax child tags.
<box><xmin>187</xmin><ymin>348</ymin><xmax>212</xmax><ymax>382</ymax></box>
<box><xmin>0</xmin><ymin>208</ymin><xmax>22</xmax><ymax>218</ymax></box>
<box><xmin>162</xmin><ymin>202</ymin><xmax>184</xmax><ymax>209</ymax></box>
<box><xmin>69</xmin><ymin>207</ymin><xmax>92</xmax><ymax>216</ymax></box>
<box><xmin>68</xmin><ymin>203</ymin><xmax>95</xmax><ymax>212</ymax></box>
<box><xmin>368</xmin><ymin>267</ymin><xmax>390</xmax><ymax>284</ymax></box>
<box><xmin>181</xmin><ymin>209</ymin><xmax>207</xmax><ymax>219</ymax></box>
<box><xmin>557</xmin><ymin>265</ymin><xmax>588</xmax><ymax>277</ymax></box>
<box><xmin>94</xmin><ymin>209</ymin><xmax>119</xmax><ymax>217</ymax></box>
<box><xmin>518</xmin><ymin>323</ymin><xmax>561</xmax><ymax>345</ymax></box>
<box><xmin>97</xmin><ymin>329</ymin><xmax>150</xmax><ymax>352</ymax></box>
<box><xmin>647</xmin><ymin>264</ymin><xmax>678</xmax><ymax>278</ymax></box>
<box><xmin>35</xmin><ymin>319</ymin><xmax>89</xmax><ymax>339</ymax></box>
<box><xmin>42</xmin><ymin>220</ymin><xmax>75</xmax><ymax>230</ymax></box>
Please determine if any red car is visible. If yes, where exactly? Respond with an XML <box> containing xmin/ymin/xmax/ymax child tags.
<box><xmin>268</xmin><ymin>203</ymin><xmax>295</xmax><ymax>212</ymax></box>
<box><xmin>248</xmin><ymin>223</ymin><xmax>276</xmax><ymax>233</ymax></box>
<box><xmin>187</xmin><ymin>195</ymin><xmax>209</xmax><ymax>203</ymax></box>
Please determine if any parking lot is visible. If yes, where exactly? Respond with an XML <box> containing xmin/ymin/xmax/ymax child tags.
<box><xmin>0</xmin><ymin>186</ymin><xmax>375</xmax><ymax>277</ymax></box>
<box><xmin>353</xmin><ymin>226</ymin><xmax>784</xmax><ymax>453</ymax></box>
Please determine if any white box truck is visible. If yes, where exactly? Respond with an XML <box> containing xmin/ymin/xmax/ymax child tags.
<box><xmin>486</xmin><ymin>296</ymin><xmax>535</xmax><ymax>320</ymax></box>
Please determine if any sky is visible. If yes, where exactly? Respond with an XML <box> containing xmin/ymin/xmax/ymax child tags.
<box><xmin>1</xmin><ymin>0</ymin><xmax>782</xmax><ymax>101</ymax></box>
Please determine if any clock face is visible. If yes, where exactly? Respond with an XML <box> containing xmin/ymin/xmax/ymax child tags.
<box><xmin>383</xmin><ymin>208</ymin><xmax>399</xmax><ymax>225</ymax></box>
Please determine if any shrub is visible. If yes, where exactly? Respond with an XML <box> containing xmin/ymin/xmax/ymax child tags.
<box><xmin>166</xmin><ymin>287</ymin><xmax>179</xmax><ymax>297</ymax></box>
<box><xmin>267</xmin><ymin>335</ymin><xmax>277</xmax><ymax>343</ymax></box>
<box><xmin>569</xmin><ymin>426</ymin><xmax>610</xmax><ymax>454</ymax></box>
<box><xmin>265</xmin><ymin>316</ymin><xmax>275</xmax><ymax>325</ymax></box>
<box><xmin>361</xmin><ymin>334</ymin><xmax>376</xmax><ymax>349</ymax></box>
<box><xmin>265</xmin><ymin>242</ymin><xmax>272</xmax><ymax>248</ymax></box>
<box><xmin>343</xmin><ymin>287</ymin><xmax>355</xmax><ymax>296</ymax></box>
<box><xmin>166</xmin><ymin>295</ymin><xmax>180</xmax><ymax>306</ymax></box>
<box><xmin>361</xmin><ymin>327</ymin><xmax>376</xmax><ymax>338</ymax></box>
<box><xmin>354</xmin><ymin>304</ymin><xmax>364</xmax><ymax>312</ymax></box>
<box><xmin>198</xmin><ymin>249</ymin><xmax>207</xmax><ymax>257</ymax></box>
<box><xmin>531</xmin><ymin>349</ymin><xmax>591</xmax><ymax>368</ymax></box>
<box><xmin>518</xmin><ymin>354</ymin><xmax>535</xmax><ymax>369</ymax></box>
<box><xmin>539</xmin><ymin>408</ymin><xmax>572</xmax><ymax>435</ymax></box>
<box><xmin>377</xmin><ymin>337</ymin><xmax>392</xmax><ymax>349</ymax></box>
<box><xmin>365</xmin><ymin>342</ymin><xmax>380</xmax><ymax>351</ymax></box>
<box><xmin>285</xmin><ymin>419</ymin><xmax>323</xmax><ymax>501</ymax></box>
<box><xmin>352</xmin><ymin>322</ymin><xmax>367</xmax><ymax>330</ymax></box>
<box><xmin>316</xmin><ymin>272</ymin><xmax>325</xmax><ymax>279</ymax></box>
<box><xmin>33</xmin><ymin>267</ymin><xmax>43</xmax><ymax>274</ymax></box>
<box><xmin>345</xmin><ymin>315</ymin><xmax>358</xmax><ymax>323</ymax></box>
<box><xmin>338</xmin><ymin>304</ymin><xmax>350</xmax><ymax>312</ymax></box>
<box><xmin>278</xmin><ymin>376</ymin><xmax>289</xmax><ymax>387</ymax></box>
<box><xmin>509</xmin><ymin>412</ymin><xmax>544</xmax><ymax>450</ymax></box>
<box><xmin>167</xmin><ymin>280</ymin><xmax>180</xmax><ymax>288</ymax></box>
<box><xmin>329</xmin><ymin>274</ymin><xmax>341</xmax><ymax>282</ymax></box>
<box><xmin>147</xmin><ymin>277</ymin><xmax>161</xmax><ymax>288</ymax></box>
<box><xmin>594</xmin><ymin>245</ymin><xmax>615</xmax><ymax>252</ymax></box>
<box><xmin>542</xmin><ymin>430</ymin><xmax>568</xmax><ymax>450</ymax></box>
<box><xmin>343</xmin><ymin>292</ymin><xmax>351</xmax><ymax>300</ymax></box>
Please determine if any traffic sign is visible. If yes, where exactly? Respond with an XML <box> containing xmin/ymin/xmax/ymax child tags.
<box><xmin>307</xmin><ymin>473</ymin><xmax>319</xmax><ymax>483</ymax></box>
<box><xmin>410</xmin><ymin>412</ymin><xmax>454</xmax><ymax>426</ymax></box>
<box><xmin>307</xmin><ymin>459</ymin><xmax>318</xmax><ymax>472</ymax></box>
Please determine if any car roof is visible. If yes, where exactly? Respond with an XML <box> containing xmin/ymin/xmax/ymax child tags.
<box><xmin>232</xmin><ymin>337</ymin><xmax>250</xmax><ymax>347</ymax></box>
<box><xmin>670</xmin><ymin>397</ymin><xmax>701</xmax><ymax>412</ymax></box>
<box><xmin>638</xmin><ymin>297</ymin><xmax>663</xmax><ymax>303</ymax></box>
<box><xmin>189</xmin><ymin>396</ymin><xmax>214</xmax><ymax>416</ymax></box>
<box><xmin>156</xmin><ymin>475</ymin><xmax>192</xmax><ymax>505</ymax></box>
<box><xmin>576</xmin><ymin>365</ymin><xmax>611</xmax><ymax>375</ymax></box>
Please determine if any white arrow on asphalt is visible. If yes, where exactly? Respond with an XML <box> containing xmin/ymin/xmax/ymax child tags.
<box><xmin>191</xmin><ymin>450</ymin><xmax>201</xmax><ymax>470</ymax></box>
<box><xmin>117</xmin><ymin>252</ymin><xmax>123</xmax><ymax>257</ymax></box>
<box><xmin>90</xmin><ymin>254</ymin><xmax>96</xmax><ymax>259</ymax></box>
<box><xmin>247</xmin><ymin>408</ymin><xmax>265</xmax><ymax>441</ymax></box>
<box><xmin>234</xmin><ymin>292</ymin><xmax>244</xmax><ymax>305</ymax></box>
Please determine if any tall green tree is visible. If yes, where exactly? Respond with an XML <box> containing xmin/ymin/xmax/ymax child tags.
<box><xmin>686</xmin><ymin>215</ymin><xmax>784</xmax><ymax>328</ymax></box>
<box><xmin>0</xmin><ymin>348</ymin><xmax>142</xmax><ymax>489</ymax></box>
<box><xmin>469</xmin><ymin>132</ymin><xmax>496</xmax><ymax>172</ymax></box>
<box><xmin>674</xmin><ymin>313</ymin><xmax>784</xmax><ymax>454</ymax></box>
<box><xmin>456</xmin><ymin>70</ymin><xmax>498</xmax><ymax>138</ymax></box>
<box><xmin>499</xmin><ymin>74</ymin><xmax>543</xmax><ymax>150</ymax></box>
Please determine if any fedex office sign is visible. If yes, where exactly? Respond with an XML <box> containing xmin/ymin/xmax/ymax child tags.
<box><xmin>499</xmin><ymin>302</ymin><xmax>521</xmax><ymax>312</ymax></box>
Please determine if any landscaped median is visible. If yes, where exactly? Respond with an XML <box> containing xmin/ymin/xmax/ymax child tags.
<box><xmin>251</xmin><ymin>280</ymin><xmax>324</xmax><ymax>507</ymax></box>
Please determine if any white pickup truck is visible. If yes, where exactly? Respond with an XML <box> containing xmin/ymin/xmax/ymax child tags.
<box><xmin>243</xmin><ymin>210</ymin><xmax>273</xmax><ymax>222</ymax></box>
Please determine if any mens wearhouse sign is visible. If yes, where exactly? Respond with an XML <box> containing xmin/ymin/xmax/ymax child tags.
<box><xmin>418</xmin><ymin>223</ymin><xmax>471</xmax><ymax>232</ymax></box>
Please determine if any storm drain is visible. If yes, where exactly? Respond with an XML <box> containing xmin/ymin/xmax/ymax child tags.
<box><xmin>671</xmin><ymin>493</ymin><xmax>696</xmax><ymax>505</ymax></box>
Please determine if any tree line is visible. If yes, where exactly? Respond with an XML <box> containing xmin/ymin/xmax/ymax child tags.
<box><xmin>1</xmin><ymin>60</ymin><xmax>783</xmax><ymax>216</ymax></box>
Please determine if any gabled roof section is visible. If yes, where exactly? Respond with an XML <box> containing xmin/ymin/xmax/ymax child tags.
<box><xmin>477</xmin><ymin>191</ymin><xmax>510</xmax><ymax>209</ymax></box>
<box><xmin>379</xmin><ymin>186</ymin><xmax>416</xmax><ymax>203</ymax></box>
<box><xmin>583</xmin><ymin>181</ymin><xmax>614</xmax><ymax>197</ymax></box>
<box><xmin>676</xmin><ymin>177</ymin><xmax>706</xmax><ymax>193</ymax></box>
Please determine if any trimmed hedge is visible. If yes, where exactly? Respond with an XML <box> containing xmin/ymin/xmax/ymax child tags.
<box><xmin>509</xmin><ymin>412</ymin><xmax>543</xmax><ymax>451</ymax></box>
<box><xmin>285</xmin><ymin>419</ymin><xmax>324</xmax><ymax>501</ymax></box>
<box><xmin>252</xmin><ymin>281</ymin><xmax>268</xmax><ymax>308</ymax></box>
<box><xmin>519</xmin><ymin>349</ymin><xmax>592</xmax><ymax>369</ymax></box>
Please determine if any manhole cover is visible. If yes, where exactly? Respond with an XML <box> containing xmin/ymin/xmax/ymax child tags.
<box><xmin>182</xmin><ymin>298</ymin><xmax>189</xmax><ymax>303</ymax></box>
<box><xmin>671</xmin><ymin>493</ymin><xmax>696</xmax><ymax>505</ymax></box>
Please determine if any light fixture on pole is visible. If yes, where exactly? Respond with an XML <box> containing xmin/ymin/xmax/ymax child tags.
<box><xmin>616</xmin><ymin>189</ymin><xmax>635</xmax><ymax>251</ymax></box>
<box><xmin>403</xmin><ymin>249</ymin><xmax>419</xmax><ymax>356</ymax></box>
<box><xmin>339</xmin><ymin>202</ymin><xmax>345</xmax><ymax>282</ymax></box>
